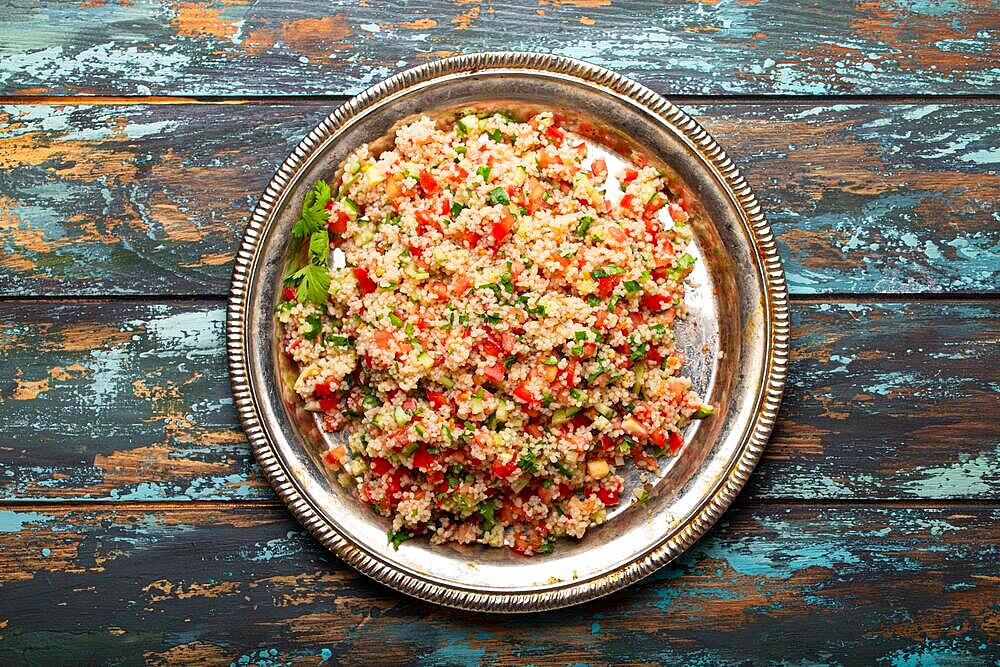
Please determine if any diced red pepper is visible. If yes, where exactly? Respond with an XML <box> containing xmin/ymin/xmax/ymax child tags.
<box><xmin>419</xmin><ymin>171</ymin><xmax>438</xmax><ymax>196</ymax></box>
<box><xmin>650</xmin><ymin>432</ymin><xmax>666</xmax><ymax>449</ymax></box>
<box><xmin>620</xmin><ymin>193</ymin><xmax>635</xmax><ymax>210</ymax></box>
<box><xmin>622</xmin><ymin>168</ymin><xmax>639</xmax><ymax>183</ymax></box>
<box><xmin>668</xmin><ymin>202</ymin><xmax>689</xmax><ymax>223</ymax></box>
<box><xmin>354</xmin><ymin>267</ymin><xmax>377</xmax><ymax>295</ymax></box>
<box><xmin>441</xmin><ymin>197</ymin><xmax>451</xmax><ymax>217</ymax></box>
<box><xmin>412</xmin><ymin>445</ymin><xmax>435</xmax><ymax>471</ymax></box>
<box><xmin>374</xmin><ymin>330</ymin><xmax>394</xmax><ymax>349</ymax></box>
<box><xmin>415</xmin><ymin>210</ymin><xmax>442</xmax><ymax>234</ymax></box>
<box><xmin>642</xmin><ymin>293</ymin><xmax>671</xmax><ymax>311</ymax></box>
<box><xmin>455</xmin><ymin>166</ymin><xmax>469</xmax><ymax>181</ymax></box>
<box><xmin>482</xmin><ymin>363</ymin><xmax>505</xmax><ymax>383</ymax></box>
<box><xmin>282</xmin><ymin>286</ymin><xmax>297</xmax><ymax>301</ymax></box>
<box><xmin>370</xmin><ymin>457</ymin><xmax>392</xmax><ymax>475</ymax></box>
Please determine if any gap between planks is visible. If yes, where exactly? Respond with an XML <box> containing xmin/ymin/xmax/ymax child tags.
<box><xmin>1</xmin><ymin>94</ymin><xmax>999</xmax><ymax>106</ymax></box>
<box><xmin>0</xmin><ymin>498</ymin><xmax>996</xmax><ymax>512</ymax></box>
<box><xmin>0</xmin><ymin>293</ymin><xmax>996</xmax><ymax>305</ymax></box>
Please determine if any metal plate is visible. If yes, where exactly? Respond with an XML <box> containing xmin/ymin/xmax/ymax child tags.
<box><xmin>227</xmin><ymin>52</ymin><xmax>789</xmax><ymax>613</ymax></box>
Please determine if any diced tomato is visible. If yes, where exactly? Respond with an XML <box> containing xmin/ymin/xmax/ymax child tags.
<box><xmin>650</xmin><ymin>432</ymin><xmax>666</xmax><ymax>449</ymax></box>
<box><xmin>538</xmin><ymin>150</ymin><xmax>561</xmax><ymax>169</ymax></box>
<box><xmin>426</xmin><ymin>469</ymin><xmax>445</xmax><ymax>485</ymax></box>
<box><xmin>441</xmin><ymin>197</ymin><xmax>451</xmax><ymax>216</ymax></box>
<box><xmin>620</xmin><ymin>193</ymin><xmax>635</xmax><ymax>210</ymax></box>
<box><xmin>318</xmin><ymin>396</ymin><xmax>337</xmax><ymax>411</ymax></box>
<box><xmin>606</xmin><ymin>225</ymin><xmax>627</xmax><ymax>244</ymax></box>
<box><xmin>596</xmin><ymin>487</ymin><xmax>620</xmax><ymax>506</ymax></box>
<box><xmin>646</xmin><ymin>345</ymin><xmax>663</xmax><ymax>363</ymax></box>
<box><xmin>374</xmin><ymin>330</ymin><xmax>394</xmax><ymax>349</ymax></box>
<box><xmin>402</xmin><ymin>398</ymin><xmax>417</xmax><ymax>412</ymax></box>
<box><xmin>419</xmin><ymin>171</ymin><xmax>438</xmax><ymax>196</ymax></box>
<box><xmin>385</xmin><ymin>469</ymin><xmax>406</xmax><ymax>501</ymax></box>
<box><xmin>482</xmin><ymin>363</ymin><xmax>506</xmax><ymax>383</ymax></box>
<box><xmin>459</xmin><ymin>230</ymin><xmax>480</xmax><ymax>249</ymax></box>
<box><xmin>669</xmin><ymin>431</ymin><xmax>683</xmax><ymax>454</ymax></box>
<box><xmin>513</xmin><ymin>382</ymin><xmax>537</xmax><ymax>403</ymax></box>
<box><xmin>455</xmin><ymin>166</ymin><xmax>469</xmax><ymax>181</ymax></box>
<box><xmin>597</xmin><ymin>275</ymin><xmax>621</xmax><ymax>298</ymax></box>
<box><xmin>491</xmin><ymin>209</ymin><xmax>515</xmax><ymax>248</ymax></box>
<box><xmin>408</xmin><ymin>243</ymin><xmax>424</xmax><ymax>258</ymax></box>
<box><xmin>539</xmin><ymin>362</ymin><xmax>558</xmax><ymax>384</ymax></box>
<box><xmin>313</xmin><ymin>382</ymin><xmax>332</xmax><ymax>398</ymax></box>
<box><xmin>325</xmin><ymin>199</ymin><xmax>335</xmax><ymax>211</ymax></box>
<box><xmin>642</xmin><ymin>293</ymin><xmax>671</xmax><ymax>311</ymax></box>
<box><xmin>622</xmin><ymin>168</ymin><xmax>639</xmax><ymax>183</ymax></box>
<box><xmin>370</xmin><ymin>457</ymin><xmax>392</xmax><ymax>475</ymax></box>
<box><xmin>492</xmin><ymin>459</ymin><xmax>518</xmax><ymax>478</ymax></box>
<box><xmin>644</xmin><ymin>196</ymin><xmax>667</xmax><ymax>218</ymax></box>
<box><xmin>590</xmin><ymin>159</ymin><xmax>607</xmax><ymax>179</ymax></box>
<box><xmin>581</xmin><ymin>343</ymin><xmax>597</xmax><ymax>359</ymax></box>
<box><xmin>325</xmin><ymin>450</ymin><xmax>340</xmax><ymax>464</ymax></box>
<box><xmin>645</xmin><ymin>219</ymin><xmax>660</xmax><ymax>237</ymax></box>
<box><xmin>544</xmin><ymin>124</ymin><xmax>564</xmax><ymax>146</ymax></box>
<box><xmin>501</xmin><ymin>332</ymin><xmax>517</xmax><ymax>353</ymax></box>
<box><xmin>481</xmin><ymin>334</ymin><xmax>503</xmax><ymax>358</ymax></box>
<box><xmin>526</xmin><ymin>178</ymin><xmax>547</xmax><ymax>214</ymax></box>
<box><xmin>451</xmin><ymin>274</ymin><xmax>472</xmax><ymax>296</ymax></box>
<box><xmin>426</xmin><ymin>391</ymin><xmax>449</xmax><ymax>410</ymax></box>
<box><xmin>354</xmin><ymin>267</ymin><xmax>377</xmax><ymax>295</ymax></box>
<box><xmin>524</xmin><ymin>423</ymin><xmax>544</xmax><ymax>438</ymax></box>
<box><xmin>428</xmin><ymin>281</ymin><xmax>449</xmax><ymax>301</ymax></box>
<box><xmin>600</xmin><ymin>435</ymin><xmax>616</xmax><ymax>452</ymax></box>
<box><xmin>328</xmin><ymin>211</ymin><xmax>349</xmax><ymax>235</ymax></box>
<box><xmin>282</xmin><ymin>286</ymin><xmax>297</xmax><ymax>301</ymax></box>
<box><xmin>412</xmin><ymin>445</ymin><xmax>435</xmax><ymax>471</ymax></box>
<box><xmin>668</xmin><ymin>202</ymin><xmax>689</xmax><ymax>223</ymax></box>
<box><xmin>562</xmin><ymin>359</ymin><xmax>577</xmax><ymax>387</ymax></box>
<box><xmin>415</xmin><ymin>210</ymin><xmax>442</xmax><ymax>235</ymax></box>
<box><xmin>593</xmin><ymin>310</ymin><xmax>608</xmax><ymax>330</ymax></box>
<box><xmin>651</xmin><ymin>267</ymin><xmax>667</xmax><ymax>282</ymax></box>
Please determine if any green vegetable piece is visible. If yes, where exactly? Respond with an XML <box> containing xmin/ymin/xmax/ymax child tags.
<box><xmin>693</xmin><ymin>404</ymin><xmax>714</xmax><ymax>419</ymax></box>
<box><xmin>387</xmin><ymin>528</ymin><xmax>412</xmax><ymax>550</ymax></box>
<box><xmin>551</xmin><ymin>406</ymin><xmax>581</xmax><ymax>425</ymax></box>
<box><xmin>488</xmin><ymin>187</ymin><xmax>510</xmax><ymax>205</ymax></box>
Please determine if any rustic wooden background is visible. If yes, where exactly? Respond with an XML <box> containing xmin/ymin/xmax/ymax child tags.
<box><xmin>1</xmin><ymin>1</ymin><xmax>998</xmax><ymax>664</ymax></box>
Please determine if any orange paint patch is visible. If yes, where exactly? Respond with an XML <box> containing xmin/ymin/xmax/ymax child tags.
<box><xmin>416</xmin><ymin>50</ymin><xmax>459</xmax><ymax>59</ymax></box>
<box><xmin>12</xmin><ymin>376</ymin><xmax>49</xmax><ymax>400</ymax></box>
<box><xmin>687</xmin><ymin>25</ymin><xmax>721</xmax><ymax>32</ymax></box>
<box><xmin>53</xmin><ymin>322</ymin><xmax>135</xmax><ymax>353</ymax></box>
<box><xmin>143</xmin><ymin>578</ymin><xmax>243</xmax><ymax>604</ymax></box>
<box><xmin>171</xmin><ymin>2</ymin><xmax>239</xmax><ymax>40</ymax></box>
<box><xmin>145</xmin><ymin>642</ymin><xmax>233</xmax><ymax>667</ymax></box>
<box><xmin>579</xmin><ymin>15</ymin><xmax>595</xmax><ymax>25</ymax></box>
<box><xmin>243</xmin><ymin>14</ymin><xmax>352</xmax><ymax>60</ymax></box>
<box><xmin>48</xmin><ymin>363</ymin><xmax>89</xmax><ymax>381</ymax></box>
<box><xmin>538</xmin><ymin>0</ymin><xmax>610</xmax><ymax>6</ymax></box>
<box><xmin>399</xmin><ymin>18</ymin><xmax>437</xmax><ymax>29</ymax></box>
<box><xmin>451</xmin><ymin>4</ymin><xmax>481</xmax><ymax>29</ymax></box>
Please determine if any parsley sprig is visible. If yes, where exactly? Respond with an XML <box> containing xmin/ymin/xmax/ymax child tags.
<box><xmin>286</xmin><ymin>179</ymin><xmax>334</xmax><ymax>305</ymax></box>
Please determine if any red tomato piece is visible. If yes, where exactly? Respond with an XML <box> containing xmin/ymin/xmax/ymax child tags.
<box><xmin>483</xmin><ymin>363</ymin><xmax>506</xmax><ymax>383</ymax></box>
<box><xmin>642</xmin><ymin>293</ymin><xmax>671</xmax><ymax>311</ymax></box>
<box><xmin>596</xmin><ymin>487</ymin><xmax>620</xmax><ymax>506</ymax></box>
<box><xmin>669</xmin><ymin>431</ymin><xmax>683</xmax><ymax>454</ymax></box>
<box><xmin>544</xmin><ymin>124</ymin><xmax>564</xmax><ymax>146</ymax></box>
<box><xmin>590</xmin><ymin>158</ymin><xmax>607</xmax><ymax>179</ymax></box>
<box><xmin>622</xmin><ymin>168</ymin><xmax>639</xmax><ymax>183</ymax></box>
<box><xmin>491</xmin><ymin>210</ymin><xmax>515</xmax><ymax>248</ymax></box>
<box><xmin>327</xmin><ymin>211</ymin><xmax>348</xmax><ymax>235</ymax></box>
<box><xmin>426</xmin><ymin>391</ymin><xmax>449</xmax><ymax>410</ymax></box>
<box><xmin>282</xmin><ymin>287</ymin><xmax>297</xmax><ymax>301</ymax></box>
<box><xmin>412</xmin><ymin>445</ymin><xmax>435</xmax><ymax>471</ymax></box>
<box><xmin>318</xmin><ymin>396</ymin><xmax>337</xmax><ymax>411</ymax></box>
<box><xmin>419</xmin><ymin>171</ymin><xmax>438</xmax><ymax>196</ymax></box>
<box><xmin>313</xmin><ymin>382</ymin><xmax>331</xmax><ymax>398</ymax></box>
<box><xmin>596</xmin><ymin>275</ymin><xmax>621</xmax><ymax>298</ymax></box>
<box><xmin>370</xmin><ymin>457</ymin><xmax>392</xmax><ymax>475</ymax></box>
<box><xmin>620</xmin><ymin>193</ymin><xmax>635</xmax><ymax>210</ymax></box>
<box><xmin>492</xmin><ymin>459</ymin><xmax>518</xmax><ymax>478</ymax></box>
<box><xmin>513</xmin><ymin>382</ymin><xmax>537</xmax><ymax>403</ymax></box>
<box><xmin>354</xmin><ymin>267</ymin><xmax>377</xmax><ymax>295</ymax></box>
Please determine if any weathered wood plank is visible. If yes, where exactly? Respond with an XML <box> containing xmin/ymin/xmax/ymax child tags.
<box><xmin>0</xmin><ymin>1</ymin><xmax>998</xmax><ymax>97</ymax></box>
<box><xmin>0</xmin><ymin>503</ymin><xmax>995</xmax><ymax>664</ymax></box>
<box><xmin>1</xmin><ymin>300</ymin><xmax>996</xmax><ymax>502</ymax></box>
<box><xmin>1</xmin><ymin>102</ymin><xmax>997</xmax><ymax>296</ymax></box>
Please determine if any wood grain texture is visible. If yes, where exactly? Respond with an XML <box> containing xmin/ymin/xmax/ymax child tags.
<box><xmin>0</xmin><ymin>503</ymin><xmax>996</xmax><ymax>665</ymax></box>
<box><xmin>0</xmin><ymin>1</ymin><xmax>998</xmax><ymax>97</ymax></box>
<box><xmin>1</xmin><ymin>299</ymin><xmax>996</xmax><ymax>502</ymax></box>
<box><xmin>0</xmin><ymin>102</ymin><xmax>997</xmax><ymax>296</ymax></box>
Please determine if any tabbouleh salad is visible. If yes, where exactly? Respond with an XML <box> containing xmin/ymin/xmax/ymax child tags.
<box><xmin>277</xmin><ymin>110</ymin><xmax>712</xmax><ymax>555</ymax></box>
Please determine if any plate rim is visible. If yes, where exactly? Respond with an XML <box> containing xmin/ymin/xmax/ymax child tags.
<box><xmin>227</xmin><ymin>51</ymin><xmax>789</xmax><ymax>613</ymax></box>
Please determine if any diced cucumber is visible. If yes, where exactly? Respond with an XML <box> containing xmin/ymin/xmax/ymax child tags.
<box><xmin>394</xmin><ymin>405</ymin><xmax>411</xmax><ymax>426</ymax></box>
<box><xmin>342</xmin><ymin>198</ymin><xmax>360</xmax><ymax>218</ymax></box>
<box><xmin>693</xmin><ymin>404</ymin><xmax>714</xmax><ymax>419</ymax></box>
<box><xmin>551</xmin><ymin>406</ymin><xmax>581</xmax><ymax>425</ymax></box>
<box><xmin>439</xmin><ymin>376</ymin><xmax>455</xmax><ymax>389</ymax></box>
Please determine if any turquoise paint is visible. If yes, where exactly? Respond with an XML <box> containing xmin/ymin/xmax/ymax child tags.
<box><xmin>590</xmin><ymin>622</ymin><xmax>600</xmax><ymax>634</ymax></box>
<box><xmin>901</xmin><ymin>446</ymin><xmax>1000</xmax><ymax>498</ymax></box>
<box><xmin>958</xmin><ymin>148</ymin><xmax>1000</xmax><ymax>165</ymax></box>
<box><xmin>40</xmin><ymin>547</ymin><xmax>51</xmax><ymax>557</ymax></box>
<box><xmin>319</xmin><ymin>648</ymin><xmax>332</xmax><ymax>663</ymax></box>
<box><xmin>0</xmin><ymin>510</ymin><xmax>52</xmax><ymax>532</ymax></box>
<box><xmin>422</xmin><ymin>640</ymin><xmax>487</xmax><ymax>667</ymax></box>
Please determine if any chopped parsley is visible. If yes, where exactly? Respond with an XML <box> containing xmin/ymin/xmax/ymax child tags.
<box><xmin>518</xmin><ymin>450</ymin><xmax>540</xmax><ymax>474</ymax></box>
<box><xmin>304</xmin><ymin>314</ymin><xmax>322</xmax><ymax>340</ymax></box>
<box><xmin>488</xmin><ymin>187</ymin><xmax>510</xmax><ymax>206</ymax></box>
<box><xmin>477</xmin><ymin>165</ymin><xmax>492</xmax><ymax>182</ymax></box>
<box><xmin>591</xmin><ymin>264</ymin><xmax>626</xmax><ymax>279</ymax></box>
<box><xmin>387</xmin><ymin>528</ymin><xmax>413</xmax><ymax>550</ymax></box>
<box><xmin>291</xmin><ymin>179</ymin><xmax>332</xmax><ymax>238</ymax></box>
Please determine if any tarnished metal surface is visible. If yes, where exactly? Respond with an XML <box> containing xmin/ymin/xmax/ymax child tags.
<box><xmin>228</xmin><ymin>52</ymin><xmax>789</xmax><ymax>611</ymax></box>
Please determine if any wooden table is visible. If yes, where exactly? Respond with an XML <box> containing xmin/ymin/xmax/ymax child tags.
<box><xmin>1</xmin><ymin>2</ymin><xmax>998</xmax><ymax>664</ymax></box>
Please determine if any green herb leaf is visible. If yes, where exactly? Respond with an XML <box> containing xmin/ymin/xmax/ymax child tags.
<box><xmin>387</xmin><ymin>528</ymin><xmax>413</xmax><ymax>550</ymax></box>
<box><xmin>309</xmin><ymin>229</ymin><xmax>330</xmax><ymax>264</ymax></box>
<box><xmin>292</xmin><ymin>263</ymin><xmax>331</xmax><ymax>305</ymax></box>
<box><xmin>477</xmin><ymin>165</ymin><xmax>492</xmax><ymax>182</ymax></box>
<box><xmin>574</xmin><ymin>216</ymin><xmax>593</xmax><ymax>237</ymax></box>
<box><xmin>292</xmin><ymin>179</ymin><xmax>332</xmax><ymax>238</ymax></box>
<box><xmin>488</xmin><ymin>187</ymin><xmax>510</xmax><ymax>206</ymax></box>
<box><xmin>304</xmin><ymin>314</ymin><xmax>322</xmax><ymax>340</ymax></box>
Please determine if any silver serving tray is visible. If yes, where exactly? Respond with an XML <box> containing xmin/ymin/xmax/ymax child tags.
<box><xmin>228</xmin><ymin>52</ymin><xmax>788</xmax><ymax>612</ymax></box>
